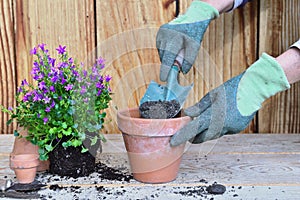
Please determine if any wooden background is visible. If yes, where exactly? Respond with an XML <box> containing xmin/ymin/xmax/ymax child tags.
<box><xmin>0</xmin><ymin>0</ymin><xmax>299</xmax><ymax>135</ymax></box>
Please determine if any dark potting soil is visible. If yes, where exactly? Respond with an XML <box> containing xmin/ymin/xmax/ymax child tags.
<box><xmin>48</xmin><ymin>144</ymin><xmax>97</xmax><ymax>178</ymax></box>
<box><xmin>48</xmin><ymin>135</ymin><xmax>101</xmax><ymax>178</ymax></box>
<box><xmin>139</xmin><ymin>100</ymin><xmax>181</xmax><ymax>119</ymax></box>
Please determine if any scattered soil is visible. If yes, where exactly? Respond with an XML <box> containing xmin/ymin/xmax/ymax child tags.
<box><xmin>35</xmin><ymin>171</ymin><xmax>231</xmax><ymax>199</ymax></box>
<box><xmin>94</xmin><ymin>162</ymin><xmax>133</xmax><ymax>182</ymax></box>
<box><xmin>173</xmin><ymin>181</ymin><xmax>226</xmax><ymax>199</ymax></box>
<box><xmin>38</xmin><ymin>162</ymin><xmax>133</xmax><ymax>199</ymax></box>
<box><xmin>139</xmin><ymin>100</ymin><xmax>181</xmax><ymax>119</ymax></box>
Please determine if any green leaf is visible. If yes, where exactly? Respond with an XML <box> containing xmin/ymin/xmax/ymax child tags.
<box><xmin>60</xmin><ymin>100</ymin><xmax>65</xmax><ymax>106</ymax></box>
<box><xmin>91</xmin><ymin>136</ymin><xmax>98</xmax><ymax>146</ymax></box>
<box><xmin>38</xmin><ymin>148</ymin><xmax>45</xmax><ymax>155</ymax></box>
<box><xmin>31</xmin><ymin>137</ymin><xmax>38</xmax><ymax>145</ymax></box>
<box><xmin>72</xmin><ymin>139</ymin><xmax>82</xmax><ymax>147</ymax></box>
<box><xmin>62</xmin><ymin>141</ymin><xmax>72</xmax><ymax>148</ymax></box>
<box><xmin>6</xmin><ymin>119</ymin><xmax>13</xmax><ymax>126</ymax></box>
<box><xmin>99</xmin><ymin>112</ymin><xmax>106</xmax><ymax>118</ymax></box>
<box><xmin>40</xmin><ymin>154</ymin><xmax>48</xmax><ymax>161</ymax></box>
<box><xmin>13</xmin><ymin>130</ymin><xmax>19</xmax><ymax>137</ymax></box>
<box><xmin>62</xmin><ymin>122</ymin><xmax>67</xmax><ymax>129</ymax></box>
<box><xmin>49</xmin><ymin>127</ymin><xmax>57</xmax><ymax>134</ymax></box>
<box><xmin>78</xmin><ymin>132</ymin><xmax>86</xmax><ymax>140</ymax></box>
<box><xmin>67</xmin><ymin>108</ymin><xmax>74</xmax><ymax>115</ymax></box>
<box><xmin>62</xmin><ymin>127</ymin><xmax>72</xmax><ymax>136</ymax></box>
<box><xmin>11</xmin><ymin>114</ymin><xmax>18</xmax><ymax>118</ymax></box>
<box><xmin>99</xmin><ymin>134</ymin><xmax>107</xmax><ymax>143</ymax></box>
<box><xmin>45</xmin><ymin>144</ymin><xmax>53</xmax><ymax>152</ymax></box>
<box><xmin>94</xmin><ymin>124</ymin><xmax>102</xmax><ymax>130</ymax></box>
<box><xmin>81</xmin><ymin>147</ymin><xmax>88</xmax><ymax>153</ymax></box>
<box><xmin>73</xmin><ymin>123</ymin><xmax>78</xmax><ymax>129</ymax></box>
<box><xmin>37</xmin><ymin>140</ymin><xmax>46</xmax><ymax>146</ymax></box>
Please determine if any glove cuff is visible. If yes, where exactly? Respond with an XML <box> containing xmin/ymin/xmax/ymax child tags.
<box><xmin>170</xmin><ymin>1</ymin><xmax>219</xmax><ymax>24</ymax></box>
<box><xmin>237</xmin><ymin>53</ymin><xmax>290</xmax><ymax>116</ymax></box>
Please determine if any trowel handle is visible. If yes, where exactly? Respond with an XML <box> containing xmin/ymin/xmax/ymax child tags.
<box><xmin>173</xmin><ymin>49</ymin><xmax>184</xmax><ymax>70</ymax></box>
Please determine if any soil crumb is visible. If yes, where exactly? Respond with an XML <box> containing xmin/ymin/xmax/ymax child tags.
<box><xmin>139</xmin><ymin>100</ymin><xmax>180</xmax><ymax>119</ymax></box>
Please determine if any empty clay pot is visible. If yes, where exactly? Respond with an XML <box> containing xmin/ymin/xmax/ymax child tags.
<box><xmin>117</xmin><ymin>107</ymin><xmax>191</xmax><ymax>183</ymax></box>
<box><xmin>10</xmin><ymin>154</ymin><xmax>39</xmax><ymax>184</ymax></box>
<box><xmin>11</xmin><ymin>127</ymin><xmax>49</xmax><ymax>172</ymax></box>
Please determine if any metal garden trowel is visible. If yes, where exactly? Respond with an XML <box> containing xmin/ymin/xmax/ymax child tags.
<box><xmin>139</xmin><ymin>50</ymin><xmax>193</xmax><ymax>118</ymax></box>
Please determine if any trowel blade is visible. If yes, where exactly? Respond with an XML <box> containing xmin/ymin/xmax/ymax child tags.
<box><xmin>140</xmin><ymin>66</ymin><xmax>193</xmax><ymax>110</ymax></box>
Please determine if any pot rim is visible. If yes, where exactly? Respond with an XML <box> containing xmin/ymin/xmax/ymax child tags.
<box><xmin>117</xmin><ymin>107</ymin><xmax>191</xmax><ymax>122</ymax></box>
<box><xmin>10</xmin><ymin>153</ymin><xmax>39</xmax><ymax>160</ymax></box>
<box><xmin>10</xmin><ymin>154</ymin><xmax>40</xmax><ymax>169</ymax></box>
<box><xmin>121</xmin><ymin>132</ymin><xmax>175</xmax><ymax>138</ymax></box>
<box><xmin>117</xmin><ymin>107</ymin><xmax>192</xmax><ymax>137</ymax></box>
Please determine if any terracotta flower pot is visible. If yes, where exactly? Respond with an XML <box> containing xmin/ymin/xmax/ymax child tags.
<box><xmin>10</xmin><ymin>154</ymin><xmax>39</xmax><ymax>184</ymax></box>
<box><xmin>117</xmin><ymin>107</ymin><xmax>191</xmax><ymax>183</ymax></box>
<box><xmin>11</xmin><ymin>127</ymin><xmax>49</xmax><ymax>172</ymax></box>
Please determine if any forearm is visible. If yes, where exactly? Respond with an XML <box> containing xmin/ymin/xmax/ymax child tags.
<box><xmin>201</xmin><ymin>0</ymin><xmax>250</xmax><ymax>14</ymax></box>
<box><xmin>276</xmin><ymin>46</ymin><xmax>300</xmax><ymax>84</ymax></box>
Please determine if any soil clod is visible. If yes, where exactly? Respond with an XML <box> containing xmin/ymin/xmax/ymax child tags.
<box><xmin>206</xmin><ymin>183</ymin><xmax>226</xmax><ymax>195</ymax></box>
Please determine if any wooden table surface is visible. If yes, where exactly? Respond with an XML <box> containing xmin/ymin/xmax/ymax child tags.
<box><xmin>0</xmin><ymin>134</ymin><xmax>300</xmax><ymax>199</ymax></box>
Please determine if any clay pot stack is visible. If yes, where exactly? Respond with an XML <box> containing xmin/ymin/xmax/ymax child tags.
<box><xmin>10</xmin><ymin>154</ymin><xmax>39</xmax><ymax>184</ymax></box>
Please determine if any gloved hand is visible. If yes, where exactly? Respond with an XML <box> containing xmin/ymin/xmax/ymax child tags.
<box><xmin>170</xmin><ymin>53</ymin><xmax>290</xmax><ymax>146</ymax></box>
<box><xmin>156</xmin><ymin>1</ymin><xmax>219</xmax><ymax>81</ymax></box>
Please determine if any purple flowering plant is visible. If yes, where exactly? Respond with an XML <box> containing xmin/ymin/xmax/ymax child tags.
<box><xmin>0</xmin><ymin>44</ymin><xmax>112</xmax><ymax>160</ymax></box>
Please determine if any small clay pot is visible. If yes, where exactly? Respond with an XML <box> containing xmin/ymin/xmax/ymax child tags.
<box><xmin>10</xmin><ymin>154</ymin><xmax>39</xmax><ymax>184</ymax></box>
<box><xmin>11</xmin><ymin>127</ymin><xmax>49</xmax><ymax>172</ymax></box>
<box><xmin>117</xmin><ymin>107</ymin><xmax>191</xmax><ymax>183</ymax></box>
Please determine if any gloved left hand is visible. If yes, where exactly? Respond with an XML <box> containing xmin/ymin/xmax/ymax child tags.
<box><xmin>156</xmin><ymin>1</ymin><xmax>219</xmax><ymax>81</ymax></box>
<box><xmin>170</xmin><ymin>53</ymin><xmax>290</xmax><ymax>146</ymax></box>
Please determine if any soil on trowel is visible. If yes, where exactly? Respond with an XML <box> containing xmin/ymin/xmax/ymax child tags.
<box><xmin>139</xmin><ymin>100</ymin><xmax>181</xmax><ymax>119</ymax></box>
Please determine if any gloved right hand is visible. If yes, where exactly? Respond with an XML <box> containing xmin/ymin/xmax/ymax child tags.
<box><xmin>156</xmin><ymin>1</ymin><xmax>219</xmax><ymax>81</ymax></box>
<box><xmin>170</xmin><ymin>53</ymin><xmax>290</xmax><ymax>146</ymax></box>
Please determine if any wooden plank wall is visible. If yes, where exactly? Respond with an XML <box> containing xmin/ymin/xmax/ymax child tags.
<box><xmin>0</xmin><ymin>0</ymin><xmax>16</xmax><ymax>135</ymax></box>
<box><xmin>0</xmin><ymin>0</ymin><xmax>299</xmax><ymax>134</ymax></box>
<box><xmin>95</xmin><ymin>0</ymin><xmax>175</xmax><ymax>133</ymax></box>
<box><xmin>259</xmin><ymin>0</ymin><xmax>300</xmax><ymax>133</ymax></box>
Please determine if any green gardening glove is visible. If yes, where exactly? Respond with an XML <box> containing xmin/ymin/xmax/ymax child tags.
<box><xmin>156</xmin><ymin>1</ymin><xmax>219</xmax><ymax>81</ymax></box>
<box><xmin>170</xmin><ymin>53</ymin><xmax>290</xmax><ymax>146</ymax></box>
